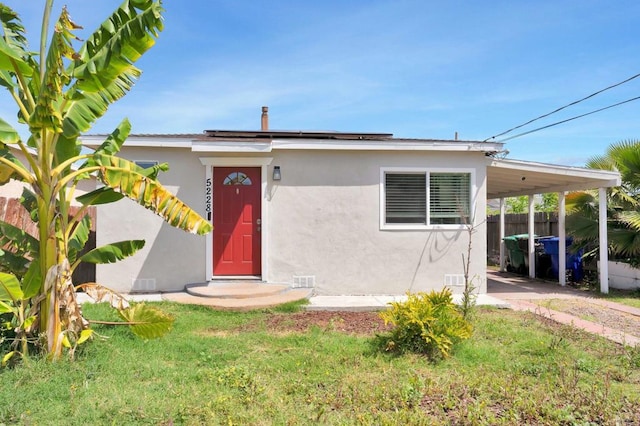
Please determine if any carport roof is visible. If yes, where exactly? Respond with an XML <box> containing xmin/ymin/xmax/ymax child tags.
<box><xmin>487</xmin><ymin>158</ymin><xmax>621</xmax><ymax>199</ymax></box>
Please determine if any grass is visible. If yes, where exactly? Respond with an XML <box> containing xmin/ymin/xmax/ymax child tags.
<box><xmin>1</xmin><ymin>303</ymin><xmax>639</xmax><ymax>425</ymax></box>
<box><xmin>600</xmin><ymin>289</ymin><xmax>640</xmax><ymax>309</ymax></box>
<box><xmin>574</xmin><ymin>282</ymin><xmax>640</xmax><ymax>309</ymax></box>
<box><xmin>571</xmin><ymin>269</ymin><xmax>640</xmax><ymax>308</ymax></box>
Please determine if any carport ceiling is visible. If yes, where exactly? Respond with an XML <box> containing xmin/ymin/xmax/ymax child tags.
<box><xmin>487</xmin><ymin>158</ymin><xmax>621</xmax><ymax>199</ymax></box>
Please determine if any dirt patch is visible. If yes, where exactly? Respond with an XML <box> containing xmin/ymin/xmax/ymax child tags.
<box><xmin>536</xmin><ymin>299</ymin><xmax>640</xmax><ymax>337</ymax></box>
<box><xmin>259</xmin><ymin>311</ymin><xmax>393</xmax><ymax>335</ymax></box>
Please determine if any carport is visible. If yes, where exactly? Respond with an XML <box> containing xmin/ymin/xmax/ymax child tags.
<box><xmin>487</xmin><ymin>158</ymin><xmax>621</xmax><ymax>293</ymax></box>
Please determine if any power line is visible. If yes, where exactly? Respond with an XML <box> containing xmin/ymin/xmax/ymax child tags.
<box><xmin>496</xmin><ymin>95</ymin><xmax>640</xmax><ymax>143</ymax></box>
<box><xmin>484</xmin><ymin>72</ymin><xmax>640</xmax><ymax>142</ymax></box>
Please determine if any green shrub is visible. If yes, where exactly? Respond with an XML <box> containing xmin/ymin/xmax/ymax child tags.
<box><xmin>378</xmin><ymin>289</ymin><xmax>472</xmax><ymax>360</ymax></box>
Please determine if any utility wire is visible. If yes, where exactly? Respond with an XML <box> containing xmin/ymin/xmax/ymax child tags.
<box><xmin>496</xmin><ymin>95</ymin><xmax>640</xmax><ymax>143</ymax></box>
<box><xmin>484</xmin><ymin>72</ymin><xmax>640</xmax><ymax>141</ymax></box>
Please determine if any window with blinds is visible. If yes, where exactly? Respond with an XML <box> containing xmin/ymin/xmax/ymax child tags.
<box><xmin>382</xmin><ymin>170</ymin><xmax>471</xmax><ymax>226</ymax></box>
<box><xmin>429</xmin><ymin>173</ymin><xmax>470</xmax><ymax>224</ymax></box>
<box><xmin>385</xmin><ymin>173</ymin><xmax>426</xmax><ymax>223</ymax></box>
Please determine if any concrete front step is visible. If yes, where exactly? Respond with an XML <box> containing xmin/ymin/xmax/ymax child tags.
<box><xmin>162</xmin><ymin>288</ymin><xmax>312</xmax><ymax>311</ymax></box>
<box><xmin>186</xmin><ymin>282</ymin><xmax>289</xmax><ymax>299</ymax></box>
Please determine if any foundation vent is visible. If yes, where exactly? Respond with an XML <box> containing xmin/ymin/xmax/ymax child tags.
<box><xmin>444</xmin><ymin>274</ymin><xmax>465</xmax><ymax>287</ymax></box>
<box><xmin>292</xmin><ymin>275</ymin><xmax>315</xmax><ymax>288</ymax></box>
<box><xmin>132</xmin><ymin>278</ymin><xmax>157</xmax><ymax>292</ymax></box>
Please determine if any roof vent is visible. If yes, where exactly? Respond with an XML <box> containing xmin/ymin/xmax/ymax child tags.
<box><xmin>261</xmin><ymin>106</ymin><xmax>269</xmax><ymax>131</ymax></box>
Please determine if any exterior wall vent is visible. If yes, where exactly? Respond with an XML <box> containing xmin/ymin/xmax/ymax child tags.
<box><xmin>292</xmin><ymin>275</ymin><xmax>315</xmax><ymax>288</ymax></box>
<box><xmin>132</xmin><ymin>278</ymin><xmax>157</xmax><ymax>292</ymax></box>
<box><xmin>444</xmin><ymin>274</ymin><xmax>465</xmax><ymax>287</ymax></box>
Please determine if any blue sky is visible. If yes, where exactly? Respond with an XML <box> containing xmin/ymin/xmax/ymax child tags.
<box><xmin>2</xmin><ymin>0</ymin><xmax>640</xmax><ymax>166</ymax></box>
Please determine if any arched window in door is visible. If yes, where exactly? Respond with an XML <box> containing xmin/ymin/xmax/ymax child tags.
<box><xmin>223</xmin><ymin>171</ymin><xmax>252</xmax><ymax>186</ymax></box>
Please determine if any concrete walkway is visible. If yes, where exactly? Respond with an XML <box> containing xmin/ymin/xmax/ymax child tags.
<box><xmin>306</xmin><ymin>293</ymin><xmax>509</xmax><ymax>311</ymax></box>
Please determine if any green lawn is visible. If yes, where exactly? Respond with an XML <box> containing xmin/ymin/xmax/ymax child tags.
<box><xmin>1</xmin><ymin>303</ymin><xmax>639</xmax><ymax>425</ymax></box>
<box><xmin>601</xmin><ymin>290</ymin><xmax>640</xmax><ymax>309</ymax></box>
<box><xmin>577</xmin><ymin>285</ymin><xmax>640</xmax><ymax>309</ymax></box>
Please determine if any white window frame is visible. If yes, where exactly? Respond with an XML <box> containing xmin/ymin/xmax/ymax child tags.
<box><xmin>379</xmin><ymin>167</ymin><xmax>476</xmax><ymax>230</ymax></box>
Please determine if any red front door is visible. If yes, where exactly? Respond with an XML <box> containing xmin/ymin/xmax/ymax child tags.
<box><xmin>213</xmin><ymin>167</ymin><xmax>262</xmax><ymax>276</ymax></box>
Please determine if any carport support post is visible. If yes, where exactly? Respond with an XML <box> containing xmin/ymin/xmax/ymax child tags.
<box><xmin>528</xmin><ymin>195</ymin><xmax>535</xmax><ymax>279</ymax></box>
<box><xmin>599</xmin><ymin>187</ymin><xmax>609</xmax><ymax>293</ymax></box>
<box><xmin>499</xmin><ymin>198</ymin><xmax>506</xmax><ymax>271</ymax></box>
<box><xmin>558</xmin><ymin>192</ymin><xmax>566</xmax><ymax>286</ymax></box>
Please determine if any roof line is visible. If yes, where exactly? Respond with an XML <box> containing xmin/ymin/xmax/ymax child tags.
<box><xmin>202</xmin><ymin>130</ymin><xmax>394</xmax><ymax>140</ymax></box>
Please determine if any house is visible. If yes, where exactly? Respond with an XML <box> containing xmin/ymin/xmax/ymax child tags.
<box><xmin>81</xmin><ymin>108</ymin><xmax>621</xmax><ymax>295</ymax></box>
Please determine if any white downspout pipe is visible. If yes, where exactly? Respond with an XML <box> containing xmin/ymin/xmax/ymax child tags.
<box><xmin>599</xmin><ymin>187</ymin><xmax>609</xmax><ymax>293</ymax></box>
<box><xmin>528</xmin><ymin>195</ymin><xmax>536</xmax><ymax>279</ymax></box>
<box><xmin>499</xmin><ymin>198</ymin><xmax>506</xmax><ymax>272</ymax></box>
<box><xmin>558</xmin><ymin>192</ymin><xmax>566</xmax><ymax>286</ymax></box>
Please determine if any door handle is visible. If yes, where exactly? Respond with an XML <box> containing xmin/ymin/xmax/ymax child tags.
<box><xmin>256</xmin><ymin>219</ymin><xmax>261</xmax><ymax>225</ymax></box>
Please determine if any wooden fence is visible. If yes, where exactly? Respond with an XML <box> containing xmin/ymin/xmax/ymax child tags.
<box><xmin>486</xmin><ymin>212</ymin><xmax>558</xmax><ymax>263</ymax></box>
<box><xmin>0</xmin><ymin>197</ymin><xmax>96</xmax><ymax>284</ymax></box>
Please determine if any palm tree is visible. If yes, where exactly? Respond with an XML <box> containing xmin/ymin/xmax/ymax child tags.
<box><xmin>567</xmin><ymin>140</ymin><xmax>640</xmax><ymax>261</ymax></box>
<box><xmin>0</xmin><ymin>1</ymin><xmax>211</xmax><ymax>361</ymax></box>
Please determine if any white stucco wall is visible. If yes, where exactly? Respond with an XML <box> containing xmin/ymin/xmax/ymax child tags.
<box><xmin>265</xmin><ymin>150</ymin><xmax>487</xmax><ymax>295</ymax></box>
<box><xmin>97</xmin><ymin>145</ymin><xmax>488</xmax><ymax>295</ymax></box>
<box><xmin>95</xmin><ymin>147</ymin><xmax>207</xmax><ymax>292</ymax></box>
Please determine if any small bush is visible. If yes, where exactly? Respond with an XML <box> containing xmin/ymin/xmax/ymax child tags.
<box><xmin>378</xmin><ymin>289</ymin><xmax>472</xmax><ymax>360</ymax></box>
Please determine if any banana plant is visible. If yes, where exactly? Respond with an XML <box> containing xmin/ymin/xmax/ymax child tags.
<box><xmin>0</xmin><ymin>0</ymin><xmax>211</xmax><ymax>361</ymax></box>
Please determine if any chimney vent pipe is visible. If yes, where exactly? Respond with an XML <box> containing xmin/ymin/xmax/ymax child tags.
<box><xmin>261</xmin><ymin>106</ymin><xmax>269</xmax><ymax>131</ymax></box>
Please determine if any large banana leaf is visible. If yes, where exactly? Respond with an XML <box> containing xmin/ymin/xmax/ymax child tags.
<box><xmin>76</xmin><ymin>283</ymin><xmax>129</xmax><ymax>310</ymax></box>
<box><xmin>0</xmin><ymin>300</ymin><xmax>14</xmax><ymax>314</ymax></box>
<box><xmin>84</xmin><ymin>119</ymin><xmax>168</xmax><ymax>178</ymax></box>
<box><xmin>75</xmin><ymin>187</ymin><xmax>125</xmax><ymax>206</ymax></box>
<box><xmin>78</xmin><ymin>240</ymin><xmax>145</xmax><ymax>264</ymax></box>
<box><xmin>19</xmin><ymin>187</ymin><xmax>39</xmax><ymax>223</ymax></box>
<box><xmin>29</xmin><ymin>8</ymin><xmax>78</xmax><ymax>133</ymax></box>
<box><xmin>0</xmin><ymin>5</ymin><xmax>29</xmax><ymax>55</ymax></box>
<box><xmin>68</xmin><ymin>215</ymin><xmax>91</xmax><ymax>265</ymax></box>
<box><xmin>21</xmin><ymin>259</ymin><xmax>41</xmax><ymax>299</ymax></box>
<box><xmin>0</xmin><ymin>248</ymin><xmax>29</xmax><ymax>277</ymax></box>
<box><xmin>0</xmin><ymin>142</ymin><xmax>29</xmax><ymax>184</ymax></box>
<box><xmin>0</xmin><ymin>118</ymin><xmax>20</xmax><ymax>144</ymax></box>
<box><xmin>0</xmin><ymin>271</ymin><xmax>22</xmax><ymax>301</ymax></box>
<box><xmin>118</xmin><ymin>303</ymin><xmax>174</xmax><ymax>339</ymax></box>
<box><xmin>0</xmin><ymin>220</ymin><xmax>39</xmax><ymax>259</ymax></box>
<box><xmin>0</xmin><ymin>69</ymin><xmax>16</xmax><ymax>91</ymax></box>
<box><xmin>55</xmin><ymin>134</ymin><xmax>83</xmax><ymax>168</ymax></box>
<box><xmin>93</xmin><ymin>118</ymin><xmax>132</xmax><ymax>156</ymax></box>
<box><xmin>63</xmin><ymin>1</ymin><xmax>163</xmax><ymax>137</ymax></box>
<box><xmin>72</xmin><ymin>119</ymin><xmax>132</xmax><ymax>182</ymax></box>
<box><xmin>62</xmin><ymin>78</ymin><xmax>137</xmax><ymax>137</ymax></box>
<box><xmin>72</xmin><ymin>0</ymin><xmax>163</xmax><ymax>92</ymax></box>
<box><xmin>0</xmin><ymin>13</ymin><xmax>33</xmax><ymax>76</ymax></box>
<box><xmin>94</xmin><ymin>155</ymin><xmax>211</xmax><ymax>235</ymax></box>
<box><xmin>75</xmin><ymin>151</ymin><xmax>171</xmax><ymax>205</ymax></box>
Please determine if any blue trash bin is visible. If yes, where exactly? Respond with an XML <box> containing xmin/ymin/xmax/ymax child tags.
<box><xmin>539</xmin><ymin>237</ymin><xmax>583</xmax><ymax>282</ymax></box>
